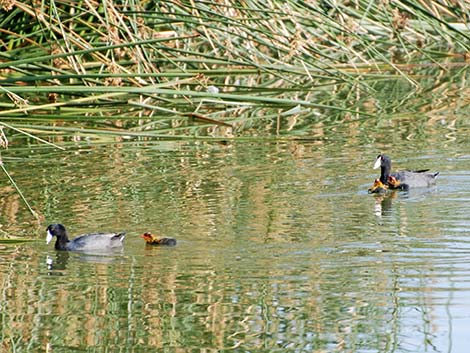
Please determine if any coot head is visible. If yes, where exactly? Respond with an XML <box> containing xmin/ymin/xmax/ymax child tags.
<box><xmin>46</xmin><ymin>223</ymin><xmax>68</xmax><ymax>244</ymax></box>
<box><xmin>141</xmin><ymin>232</ymin><xmax>155</xmax><ymax>243</ymax></box>
<box><xmin>373</xmin><ymin>154</ymin><xmax>391</xmax><ymax>170</ymax></box>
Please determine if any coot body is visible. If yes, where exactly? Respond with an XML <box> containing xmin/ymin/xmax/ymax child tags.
<box><xmin>46</xmin><ymin>224</ymin><xmax>126</xmax><ymax>251</ymax></box>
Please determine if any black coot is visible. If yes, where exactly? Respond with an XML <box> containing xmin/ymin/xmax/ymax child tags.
<box><xmin>46</xmin><ymin>224</ymin><xmax>126</xmax><ymax>251</ymax></box>
<box><xmin>373</xmin><ymin>154</ymin><xmax>439</xmax><ymax>190</ymax></box>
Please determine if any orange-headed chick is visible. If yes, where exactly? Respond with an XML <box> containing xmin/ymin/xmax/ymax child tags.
<box><xmin>141</xmin><ymin>232</ymin><xmax>177</xmax><ymax>246</ymax></box>
<box><xmin>368</xmin><ymin>178</ymin><xmax>388</xmax><ymax>194</ymax></box>
<box><xmin>387</xmin><ymin>176</ymin><xmax>409</xmax><ymax>191</ymax></box>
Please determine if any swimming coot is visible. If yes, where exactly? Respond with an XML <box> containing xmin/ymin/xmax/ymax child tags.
<box><xmin>373</xmin><ymin>154</ymin><xmax>439</xmax><ymax>189</ymax></box>
<box><xmin>141</xmin><ymin>232</ymin><xmax>176</xmax><ymax>246</ymax></box>
<box><xmin>46</xmin><ymin>224</ymin><xmax>126</xmax><ymax>251</ymax></box>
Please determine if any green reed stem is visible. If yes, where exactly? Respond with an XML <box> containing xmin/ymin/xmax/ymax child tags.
<box><xmin>0</xmin><ymin>160</ymin><xmax>38</xmax><ymax>219</ymax></box>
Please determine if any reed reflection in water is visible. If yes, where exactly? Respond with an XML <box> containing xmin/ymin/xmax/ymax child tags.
<box><xmin>1</xmin><ymin>135</ymin><xmax>470</xmax><ymax>352</ymax></box>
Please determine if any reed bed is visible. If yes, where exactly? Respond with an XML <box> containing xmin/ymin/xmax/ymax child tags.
<box><xmin>0</xmin><ymin>0</ymin><xmax>469</xmax><ymax>215</ymax></box>
<box><xmin>0</xmin><ymin>1</ymin><xmax>468</xmax><ymax>140</ymax></box>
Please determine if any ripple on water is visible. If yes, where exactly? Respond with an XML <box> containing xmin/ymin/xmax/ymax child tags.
<box><xmin>3</xmin><ymin>144</ymin><xmax>470</xmax><ymax>351</ymax></box>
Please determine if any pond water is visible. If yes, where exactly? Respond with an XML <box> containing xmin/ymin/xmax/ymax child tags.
<box><xmin>1</xmin><ymin>113</ymin><xmax>470</xmax><ymax>352</ymax></box>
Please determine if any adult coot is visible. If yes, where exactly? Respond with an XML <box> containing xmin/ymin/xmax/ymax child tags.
<box><xmin>373</xmin><ymin>154</ymin><xmax>439</xmax><ymax>189</ymax></box>
<box><xmin>46</xmin><ymin>224</ymin><xmax>126</xmax><ymax>251</ymax></box>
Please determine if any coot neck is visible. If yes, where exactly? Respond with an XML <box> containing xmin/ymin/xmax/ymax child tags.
<box><xmin>380</xmin><ymin>163</ymin><xmax>391</xmax><ymax>184</ymax></box>
<box><xmin>55</xmin><ymin>235</ymin><xmax>70</xmax><ymax>251</ymax></box>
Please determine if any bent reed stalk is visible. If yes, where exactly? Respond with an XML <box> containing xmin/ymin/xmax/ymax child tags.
<box><xmin>0</xmin><ymin>0</ymin><xmax>469</xmax><ymax>140</ymax></box>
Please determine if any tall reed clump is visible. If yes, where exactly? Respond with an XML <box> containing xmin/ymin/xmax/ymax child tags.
<box><xmin>0</xmin><ymin>0</ymin><xmax>468</xmax><ymax>143</ymax></box>
<box><xmin>0</xmin><ymin>1</ymin><xmax>468</xmax><ymax>142</ymax></box>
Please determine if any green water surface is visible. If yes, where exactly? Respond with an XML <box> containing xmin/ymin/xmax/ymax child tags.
<box><xmin>1</xmin><ymin>70</ymin><xmax>470</xmax><ymax>352</ymax></box>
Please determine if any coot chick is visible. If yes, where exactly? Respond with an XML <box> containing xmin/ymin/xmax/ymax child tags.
<box><xmin>373</xmin><ymin>154</ymin><xmax>438</xmax><ymax>188</ymax></box>
<box><xmin>46</xmin><ymin>224</ymin><xmax>126</xmax><ymax>251</ymax></box>
<box><xmin>387</xmin><ymin>175</ymin><xmax>410</xmax><ymax>191</ymax></box>
<box><xmin>141</xmin><ymin>232</ymin><xmax>177</xmax><ymax>246</ymax></box>
<box><xmin>368</xmin><ymin>178</ymin><xmax>388</xmax><ymax>194</ymax></box>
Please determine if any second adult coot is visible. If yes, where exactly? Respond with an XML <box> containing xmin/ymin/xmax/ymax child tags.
<box><xmin>373</xmin><ymin>154</ymin><xmax>439</xmax><ymax>190</ymax></box>
<box><xmin>46</xmin><ymin>223</ymin><xmax>126</xmax><ymax>251</ymax></box>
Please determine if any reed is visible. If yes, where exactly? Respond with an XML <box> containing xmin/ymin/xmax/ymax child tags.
<box><xmin>0</xmin><ymin>1</ymin><xmax>468</xmax><ymax>216</ymax></box>
<box><xmin>1</xmin><ymin>2</ymin><xmax>468</xmax><ymax>127</ymax></box>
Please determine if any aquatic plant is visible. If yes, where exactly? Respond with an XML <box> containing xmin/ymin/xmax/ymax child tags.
<box><xmin>0</xmin><ymin>0</ymin><xmax>468</xmax><ymax>140</ymax></box>
<box><xmin>0</xmin><ymin>0</ymin><xmax>469</xmax><ymax>217</ymax></box>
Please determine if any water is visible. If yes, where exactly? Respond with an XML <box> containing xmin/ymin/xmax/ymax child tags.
<box><xmin>1</xmin><ymin>117</ymin><xmax>470</xmax><ymax>352</ymax></box>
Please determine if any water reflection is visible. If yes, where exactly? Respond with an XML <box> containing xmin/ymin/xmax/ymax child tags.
<box><xmin>1</xmin><ymin>130</ymin><xmax>470</xmax><ymax>351</ymax></box>
<box><xmin>372</xmin><ymin>191</ymin><xmax>397</xmax><ymax>217</ymax></box>
<box><xmin>46</xmin><ymin>252</ymin><xmax>69</xmax><ymax>272</ymax></box>
<box><xmin>46</xmin><ymin>250</ymin><xmax>124</xmax><ymax>274</ymax></box>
